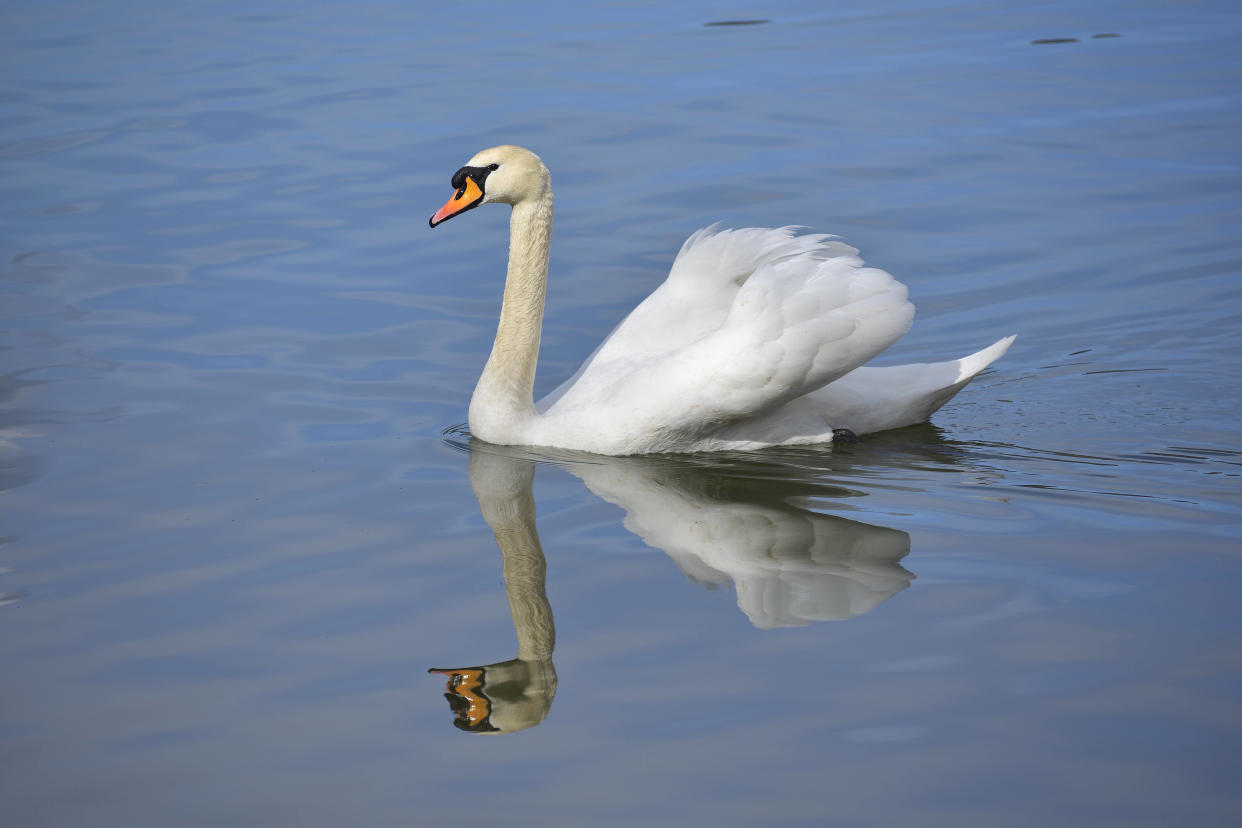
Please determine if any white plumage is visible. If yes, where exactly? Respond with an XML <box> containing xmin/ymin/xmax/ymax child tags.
<box><xmin>430</xmin><ymin>145</ymin><xmax>1014</xmax><ymax>455</ymax></box>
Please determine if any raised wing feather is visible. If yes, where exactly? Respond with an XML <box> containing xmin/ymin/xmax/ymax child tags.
<box><xmin>538</xmin><ymin>227</ymin><xmax>914</xmax><ymax>453</ymax></box>
<box><xmin>538</xmin><ymin>227</ymin><xmax>860</xmax><ymax>412</ymax></box>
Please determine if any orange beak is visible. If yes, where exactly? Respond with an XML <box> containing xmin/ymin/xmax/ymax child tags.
<box><xmin>429</xmin><ymin>176</ymin><xmax>484</xmax><ymax>227</ymax></box>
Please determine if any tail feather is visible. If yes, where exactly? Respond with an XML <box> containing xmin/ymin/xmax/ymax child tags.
<box><xmin>812</xmin><ymin>335</ymin><xmax>1016</xmax><ymax>434</ymax></box>
<box><xmin>950</xmin><ymin>334</ymin><xmax>1017</xmax><ymax>384</ymax></box>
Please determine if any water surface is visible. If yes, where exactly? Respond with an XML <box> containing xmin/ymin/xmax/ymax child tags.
<box><xmin>3</xmin><ymin>1</ymin><xmax>1241</xmax><ymax>825</ymax></box>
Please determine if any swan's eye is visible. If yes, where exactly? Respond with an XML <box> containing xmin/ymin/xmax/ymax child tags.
<box><xmin>451</xmin><ymin>164</ymin><xmax>498</xmax><ymax>193</ymax></box>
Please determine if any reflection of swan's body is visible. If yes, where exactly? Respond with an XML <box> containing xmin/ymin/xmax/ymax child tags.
<box><xmin>430</xmin><ymin>145</ymin><xmax>1014</xmax><ymax>455</ymax></box>
<box><xmin>429</xmin><ymin>452</ymin><xmax>556</xmax><ymax>734</ymax></box>
<box><xmin>563</xmin><ymin>456</ymin><xmax>913</xmax><ymax>629</ymax></box>
<box><xmin>432</xmin><ymin>445</ymin><xmax>917</xmax><ymax>731</ymax></box>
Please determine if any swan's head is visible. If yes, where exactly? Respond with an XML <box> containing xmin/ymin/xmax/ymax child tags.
<box><xmin>429</xmin><ymin>145</ymin><xmax>550</xmax><ymax>228</ymax></box>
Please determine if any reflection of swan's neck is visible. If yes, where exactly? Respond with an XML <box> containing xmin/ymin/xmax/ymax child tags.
<box><xmin>469</xmin><ymin>195</ymin><xmax>554</xmax><ymax>441</ymax></box>
<box><xmin>496</xmin><ymin>505</ymin><xmax>555</xmax><ymax>661</ymax></box>
<box><xmin>471</xmin><ymin>452</ymin><xmax>555</xmax><ymax>661</ymax></box>
<box><xmin>431</xmin><ymin>451</ymin><xmax>557</xmax><ymax>735</ymax></box>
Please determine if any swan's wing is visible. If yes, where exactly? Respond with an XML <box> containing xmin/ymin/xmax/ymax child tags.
<box><xmin>631</xmin><ymin>257</ymin><xmax>914</xmax><ymax>428</ymax></box>
<box><xmin>708</xmin><ymin>335</ymin><xmax>1017</xmax><ymax>444</ymax></box>
<box><xmin>538</xmin><ymin>227</ymin><xmax>864</xmax><ymax>411</ymax></box>
<box><xmin>541</xmin><ymin>228</ymin><xmax>914</xmax><ymax>453</ymax></box>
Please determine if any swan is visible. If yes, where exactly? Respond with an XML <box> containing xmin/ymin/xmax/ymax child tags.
<box><xmin>430</xmin><ymin>145</ymin><xmax>1014</xmax><ymax>455</ymax></box>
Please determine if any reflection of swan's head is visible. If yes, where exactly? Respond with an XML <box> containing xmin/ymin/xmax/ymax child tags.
<box><xmin>429</xmin><ymin>145</ymin><xmax>549</xmax><ymax>226</ymax></box>
<box><xmin>429</xmin><ymin>658</ymin><xmax>557</xmax><ymax>735</ymax></box>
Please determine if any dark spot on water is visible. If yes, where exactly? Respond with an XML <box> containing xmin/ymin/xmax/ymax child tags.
<box><xmin>704</xmin><ymin>20</ymin><xmax>771</xmax><ymax>27</ymax></box>
<box><xmin>1092</xmin><ymin>33</ymin><xmax>1121</xmax><ymax>38</ymax></box>
<box><xmin>19</xmin><ymin>35</ymin><xmax>93</xmax><ymax>49</ymax></box>
<box><xmin>1032</xmin><ymin>38</ymin><xmax>1080</xmax><ymax>45</ymax></box>
<box><xmin>0</xmin><ymin>130</ymin><xmax>111</xmax><ymax>158</ymax></box>
<box><xmin>0</xmin><ymin>591</ymin><xmax>29</xmax><ymax>608</ymax></box>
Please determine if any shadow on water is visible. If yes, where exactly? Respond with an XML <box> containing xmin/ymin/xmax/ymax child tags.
<box><xmin>428</xmin><ymin>433</ymin><xmax>967</xmax><ymax>734</ymax></box>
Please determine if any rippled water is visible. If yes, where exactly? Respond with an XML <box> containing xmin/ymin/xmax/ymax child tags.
<box><xmin>3</xmin><ymin>1</ymin><xmax>1241</xmax><ymax>825</ymax></box>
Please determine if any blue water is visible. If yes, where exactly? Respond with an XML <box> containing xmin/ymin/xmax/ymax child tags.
<box><xmin>3</xmin><ymin>1</ymin><xmax>1241</xmax><ymax>825</ymax></box>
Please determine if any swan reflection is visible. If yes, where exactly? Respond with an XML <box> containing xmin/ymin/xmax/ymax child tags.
<box><xmin>429</xmin><ymin>451</ymin><xmax>557</xmax><ymax>734</ymax></box>
<box><xmin>430</xmin><ymin>442</ymin><xmax>914</xmax><ymax>732</ymax></box>
<box><xmin>566</xmin><ymin>456</ymin><xmax>912</xmax><ymax>629</ymax></box>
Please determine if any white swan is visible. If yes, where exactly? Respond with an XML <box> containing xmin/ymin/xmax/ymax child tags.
<box><xmin>430</xmin><ymin>145</ymin><xmax>1014</xmax><ymax>455</ymax></box>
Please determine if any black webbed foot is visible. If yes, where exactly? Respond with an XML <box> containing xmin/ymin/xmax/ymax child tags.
<box><xmin>832</xmin><ymin>428</ymin><xmax>859</xmax><ymax>444</ymax></box>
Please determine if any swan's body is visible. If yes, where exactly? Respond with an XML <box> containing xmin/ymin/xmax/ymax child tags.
<box><xmin>431</xmin><ymin>145</ymin><xmax>1013</xmax><ymax>455</ymax></box>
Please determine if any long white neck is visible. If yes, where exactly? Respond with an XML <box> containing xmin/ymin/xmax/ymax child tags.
<box><xmin>468</xmin><ymin>192</ymin><xmax>553</xmax><ymax>443</ymax></box>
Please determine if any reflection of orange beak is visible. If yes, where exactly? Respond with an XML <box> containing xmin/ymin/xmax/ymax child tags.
<box><xmin>429</xmin><ymin>667</ymin><xmax>493</xmax><ymax>729</ymax></box>
<box><xmin>429</xmin><ymin>176</ymin><xmax>484</xmax><ymax>227</ymax></box>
